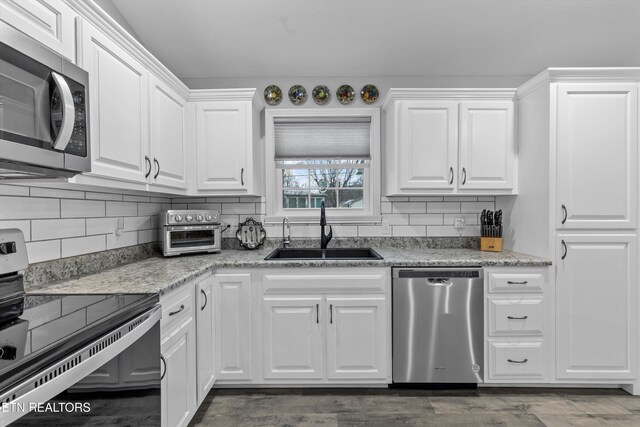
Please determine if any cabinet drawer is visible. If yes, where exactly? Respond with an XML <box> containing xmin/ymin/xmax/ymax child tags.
<box><xmin>487</xmin><ymin>271</ymin><xmax>545</xmax><ymax>293</ymax></box>
<box><xmin>488</xmin><ymin>297</ymin><xmax>544</xmax><ymax>336</ymax></box>
<box><xmin>263</xmin><ymin>268</ymin><xmax>389</xmax><ymax>294</ymax></box>
<box><xmin>487</xmin><ymin>340</ymin><xmax>546</xmax><ymax>381</ymax></box>
<box><xmin>160</xmin><ymin>285</ymin><xmax>194</xmax><ymax>336</ymax></box>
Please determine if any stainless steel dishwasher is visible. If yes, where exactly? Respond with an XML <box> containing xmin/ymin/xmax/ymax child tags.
<box><xmin>392</xmin><ymin>267</ymin><xmax>483</xmax><ymax>384</ymax></box>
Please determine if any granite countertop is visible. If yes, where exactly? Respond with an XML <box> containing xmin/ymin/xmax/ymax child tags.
<box><xmin>26</xmin><ymin>247</ymin><xmax>550</xmax><ymax>296</ymax></box>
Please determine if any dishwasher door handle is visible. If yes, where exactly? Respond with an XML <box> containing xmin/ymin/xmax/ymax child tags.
<box><xmin>426</xmin><ymin>279</ymin><xmax>452</xmax><ymax>287</ymax></box>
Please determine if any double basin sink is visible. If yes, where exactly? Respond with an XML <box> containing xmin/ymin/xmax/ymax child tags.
<box><xmin>264</xmin><ymin>247</ymin><xmax>383</xmax><ymax>260</ymax></box>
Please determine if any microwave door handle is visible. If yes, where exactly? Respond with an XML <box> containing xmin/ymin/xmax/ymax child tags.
<box><xmin>51</xmin><ymin>72</ymin><xmax>75</xmax><ymax>151</ymax></box>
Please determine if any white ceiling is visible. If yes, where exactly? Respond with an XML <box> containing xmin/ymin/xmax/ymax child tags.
<box><xmin>99</xmin><ymin>0</ymin><xmax>640</xmax><ymax>84</ymax></box>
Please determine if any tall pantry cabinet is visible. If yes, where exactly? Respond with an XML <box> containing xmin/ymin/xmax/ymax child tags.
<box><xmin>501</xmin><ymin>69</ymin><xmax>640</xmax><ymax>392</ymax></box>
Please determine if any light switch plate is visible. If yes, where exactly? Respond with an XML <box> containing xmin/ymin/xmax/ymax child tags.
<box><xmin>454</xmin><ymin>217</ymin><xmax>465</xmax><ymax>230</ymax></box>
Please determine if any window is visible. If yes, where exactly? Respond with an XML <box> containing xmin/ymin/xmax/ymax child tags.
<box><xmin>265</xmin><ymin>109</ymin><xmax>381</xmax><ymax>223</ymax></box>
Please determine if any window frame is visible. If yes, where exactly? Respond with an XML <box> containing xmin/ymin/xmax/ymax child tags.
<box><xmin>265</xmin><ymin>108</ymin><xmax>381</xmax><ymax>224</ymax></box>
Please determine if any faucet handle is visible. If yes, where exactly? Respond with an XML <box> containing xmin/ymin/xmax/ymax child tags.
<box><xmin>326</xmin><ymin>225</ymin><xmax>333</xmax><ymax>241</ymax></box>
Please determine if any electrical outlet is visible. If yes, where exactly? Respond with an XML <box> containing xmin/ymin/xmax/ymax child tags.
<box><xmin>454</xmin><ymin>217</ymin><xmax>465</xmax><ymax>230</ymax></box>
<box><xmin>382</xmin><ymin>220</ymin><xmax>391</xmax><ymax>234</ymax></box>
<box><xmin>115</xmin><ymin>217</ymin><xmax>125</xmax><ymax>239</ymax></box>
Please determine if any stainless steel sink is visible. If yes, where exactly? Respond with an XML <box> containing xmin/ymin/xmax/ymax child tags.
<box><xmin>264</xmin><ymin>247</ymin><xmax>383</xmax><ymax>260</ymax></box>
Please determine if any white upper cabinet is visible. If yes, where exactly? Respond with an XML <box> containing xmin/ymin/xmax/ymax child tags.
<box><xmin>459</xmin><ymin>101</ymin><xmax>515</xmax><ymax>190</ymax></box>
<box><xmin>0</xmin><ymin>0</ymin><xmax>76</xmax><ymax>61</ymax></box>
<box><xmin>383</xmin><ymin>90</ymin><xmax>517</xmax><ymax>196</ymax></box>
<box><xmin>77</xmin><ymin>20</ymin><xmax>149</xmax><ymax>184</ymax></box>
<box><xmin>150</xmin><ymin>75</ymin><xmax>188</xmax><ymax>191</ymax></box>
<box><xmin>556</xmin><ymin>83</ymin><xmax>638</xmax><ymax>229</ymax></box>
<box><xmin>556</xmin><ymin>234</ymin><xmax>637</xmax><ymax>380</ymax></box>
<box><xmin>192</xmin><ymin>90</ymin><xmax>264</xmax><ymax>196</ymax></box>
<box><xmin>394</xmin><ymin>101</ymin><xmax>458</xmax><ymax>191</ymax></box>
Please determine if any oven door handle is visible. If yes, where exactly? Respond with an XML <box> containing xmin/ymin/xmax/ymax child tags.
<box><xmin>165</xmin><ymin>225</ymin><xmax>220</xmax><ymax>231</ymax></box>
<box><xmin>51</xmin><ymin>72</ymin><xmax>75</xmax><ymax>152</ymax></box>
<box><xmin>0</xmin><ymin>305</ymin><xmax>161</xmax><ymax>426</ymax></box>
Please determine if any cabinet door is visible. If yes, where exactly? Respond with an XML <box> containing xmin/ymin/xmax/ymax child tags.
<box><xmin>459</xmin><ymin>101</ymin><xmax>515</xmax><ymax>190</ymax></box>
<box><xmin>161</xmin><ymin>317</ymin><xmax>197</xmax><ymax>427</ymax></box>
<box><xmin>556</xmin><ymin>234</ymin><xmax>637</xmax><ymax>380</ymax></box>
<box><xmin>556</xmin><ymin>83</ymin><xmax>638</xmax><ymax>229</ymax></box>
<box><xmin>120</xmin><ymin>322</ymin><xmax>162</xmax><ymax>387</ymax></box>
<box><xmin>0</xmin><ymin>0</ymin><xmax>76</xmax><ymax>61</ymax></box>
<box><xmin>195</xmin><ymin>275</ymin><xmax>215</xmax><ymax>405</ymax></box>
<box><xmin>195</xmin><ymin>101</ymin><xmax>250</xmax><ymax>192</ymax></box>
<box><xmin>326</xmin><ymin>297</ymin><xmax>387</xmax><ymax>380</ymax></box>
<box><xmin>149</xmin><ymin>76</ymin><xmax>187</xmax><ymax>190</ymax></box>
<box><xmin>397</xmin><ymin>101</ymin><xmax>458</xmax><ymax>191</ymax></box>
<box><xmin>214</xmin><ymin>273</ymin><xmax>252</xmax><ymax>381</ymax></box>
<box><xmin>262</xmin><ymin>297</ymin><xmax>323</xmax><ymax>380</ymax></box>
<box><xmin>78</xmin><ymin>21</ymin><xmax>149</xmax><ymax>183</ymax></box>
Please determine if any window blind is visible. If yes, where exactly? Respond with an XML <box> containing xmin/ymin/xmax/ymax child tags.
<box><xmin>274</xmin><ymin>117</ymin><xmax>371</xmax><ymax>160</ymax></box>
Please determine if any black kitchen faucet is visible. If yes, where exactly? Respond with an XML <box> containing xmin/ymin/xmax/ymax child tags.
<box><xmin>320</xmin><ymin>201</ymin><xmax>332</xmax><ymax>249</ymax></box>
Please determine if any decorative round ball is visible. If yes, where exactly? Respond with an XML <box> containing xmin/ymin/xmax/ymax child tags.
<box><xmin>336</xmin><ymin>85</ymin><xmax>356</xmax><ymax>105</ymax></box>
<box><xmin>263</xmin><ymin>85</ymin><xmax>282</xmax><ymax>105</ymax></box>
<box><xmin>360</xmin><ymin>84</ymin><xmax>379</xmax><ymax>104</ymax></box>
<box><xmin>288</xmin><ymin>85</ymin><xmax>307</xmax><ymax>105</ymax></box>
<box><xmin>312</xmin><ymin>85</ymin><xmax>331</xmax><ymax>105</ymax></box>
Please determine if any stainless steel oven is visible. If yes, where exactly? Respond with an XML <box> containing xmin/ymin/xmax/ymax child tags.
<box><xmin>0</xmin><ymin>21</ymin><xmax>90</xmax><ymax>179</ymax></box>
<box><xmin>161</xmin><ymin>210</ymin><xmax>222</xmax><ymax>256</ymax></box>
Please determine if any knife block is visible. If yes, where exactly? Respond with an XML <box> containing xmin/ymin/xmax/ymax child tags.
<box><xmin>481</xmin><ymin>237</ymin><xmax>503</xmax><ymax>252</ymax></box>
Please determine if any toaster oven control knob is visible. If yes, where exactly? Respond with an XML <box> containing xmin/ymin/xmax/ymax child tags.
<box><xmin>205</xmin><ymin>214</ymin><xmax>213</xmax><ymax>222</ymax></box>
<box><xmin>174</xmin><ymin>215</ymin><xmax>183</xmax><ymax>222</ymax></box>
<box><xmin>185</xmin><ymin>215</ymin><xmax>193</xmax><ymax>222</ymax></box>
<box><xmin>196</xmin><ymin>214</ymin><xmax>203</xmax><ymax>222</ymax></box>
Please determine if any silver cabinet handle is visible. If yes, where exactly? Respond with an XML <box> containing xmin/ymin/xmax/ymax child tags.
<box><xmin>329</xmin><ymin>304</ymin><xmax>333</xmax><ymax>324</ymax></box>
<box><xmin>200</xmin><ymin>289</ymin><xmax>207</xmax><ymax>311</ymax></box>
<box><xmin>169</xmin><ymin>304</ymin><xmax>185</xmax><ymax>317</ymax></box>
<box><xmin>507</xmin><ymin>315</ymin><xmax>529</xmax><ymax>320</ymax></box>
<box><xmin>561</xmin><ymin>204</ymin><xmax>567</xmax><ymax>224</ymax></box>
<box><xmin>50</xmin><ymin>72</ymin><xmax>75</xmax><ymax>151</ymax></box>
<box><xmin>160</xmin><ymin>355</ymin><xmax>167</xmax><ymax>380</ymax></box>
<box><xmin>507</xmin><ymin>358</ymin><xmax>528</xmax><ymax>364</ymax></box>
<box><xmin>507</xmin><ymin>281</ymin><xmax>528</xmax><ymax>285</ymax></box>
<box><xmin>241</xmin><ymin>168</ymin><xmax>244</xmax><ymax>186</ymax></box>
<box><xmin>561</xmin><ymin>240</ymin><xmax>568</xmax><ymax>260</ymax></box>
<box><xmin>449</xmin><ymin>167</ymin><xmax>454</xmax><ymax>185</ymax></box>
<box><xmin>154</xmin><ymin>158</ymin><xmax>160</xmax><ymax>180</ymax></box>
<box><xmin>316</xmin><ymin>304</ymin><xmax>319</xmax><ymax>324</ymax></box>
<box><xmin>145</xmin><ymin>156</ymin><xmax>151</xmax><ymax>178</ymax></box>
<box><xmin>462</xmin><ymin>167</ymin><xmax>467</xmax><ymax>185</ymax></box>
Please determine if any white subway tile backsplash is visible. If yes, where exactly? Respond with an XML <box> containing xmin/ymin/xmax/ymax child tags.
<box><xmin>123</xmin><ymin>195</ymin><xmax>151</xmax><ymax>202</ymax></box>
<box><xmin>0</xmin><ymin>220</ymin><xmax>31</xmax><ymax>240</ymax></box>
<box><xmin>409</xmin><ymin>214</ymin><xmax>444</xmax><ymax>225</ymax></box>
<box><xmin>26</xmin><ymin>240</ymin><xmax>61</xmax><ymax>263</ymax></box>
<box><xmin>358</xmin><ymin>225</ymin><xmax>386</xmax><ymax>237</ymax></box>
<box><xmin>331</xmin><ymin>225</ymin><xmax>359</xmax><ymax>237</ymax></box>
<box><xmin>0</xmin><ymin>184</ymin><xmax>29</xmax><ymax>196</ymax></box>
<box><xmin>427</xmin><ymin>225</ymin><xmax>481</xmax><ymax>237</ymax></box>
<box><xmin>187</xmin><ymin>203</ymin><xmax>222</xmax><ymax>211</ymax></box>
<box><xmin>443</xmin><ymin>213</ymin><xmax>479</xmax><ymax>225</ymax></box>
<box><xmin>150</xmin><ymin>197</ymin><xmax>171</xmax><ymax>203</ymax></box>
<box><xmin>61</xmin><ymin>199</ymin><xmax>105</xmax><ymax>218</ymax></box>
<box><xmin>171</xmin><ymin>203</ymin><xmax>188</xmax><ymax>210</ymax></box>
<box><xmin>392</xmin><ymin>202</ymin><xmax>426</xmax><ymax>214</ymax></box>
<box><xmin>392</xmin><ymin>225</ymin><xmax>426</xmax><ymax>237</ymax></box>
<box><xmin>205</xmin><ymin>197</ymin><xmax>240</xmax><ymax>203</ymax></box>
<box><xmin>61</xmin><ymin>235</ymin><xmax>105</xmax><ymax>258</ymax></box>
<box><xmin>175</xmin><ymin>197</ymin><xmax>206</xmax><ymax>204</ymax></box>
<box><xmin>85</xmin><ymin>192</ymin><xmax>123</xmax><ymax>201</ymax></box>
<box><xmin>409</xmin><ymin>196</ymin><xmax>444</xmax><ymax>202</ymax></box>
<box><xmin>106</xmin><ymin>201</ymin><xmax>137</xmax><ymax>217</ymax></box>
<box><xmin>427</xmin><ymin>202</ymin><xmax>461</xmax><ymax>214</ymax></box>
<box><xmin>0</xmin><ymin>196</ymin><xmax>59</xmax><ymax>220</ymax></box>
<box><xmin>32</xmin><ymin>219</ymin><xmax>85</xmax><ymax>241</ymax></box>
<box><xmin>381</xmin><ymin>196</ymin><xmax>409</xmax><ymax>202</ymax></box>
<box><xmin>222</xmin><ymin>203</ymin><xmax>256</xmax><ymax>215</ymax></box>
<box><xmin>138</xmin><ymin>229</ymin><xmax>158</xmax><ymax>244</ymax></box>
<box><xmin>381</xmin><ymin>202</ymin><xmax>392</xmax><ymax>214</ymax></box>
<box><xmin>86</xmin><ymin>217</ymin><xmax>118</xmax><ymax>235</ymax></box>
<box><xmin>106</xmin><ymin>230</ymin><xmax>138</xmax><ymax>250</ymax></box>
<box><xmin>443</xmin><ymin>196</ymin><xmax>478</xmax><ymax>202</ymax></box>
<box><xmin>478</xmin><ymin>196</ymin><xmax>496</xmax><ymax>202</ymax></box>
<box><xmin>124</xmin><ymin>216</ymin><xmax>153</xmax><ymax>231</ymax></box>
<box><xmin>30</xmin><ymin>187</ymin><xmax>84</xmax><ymax>199</ymax></box>
<box><xmin>383</xmin><ymin>213</ymin><xmax>410</xmax><ymax>225</ymax></box>
<box><xmin>138</xmin><ymin>202</ymin><xmax>162</xmax><ymax>216</ymax></box>
<box><xmin>460</xmin><ymin>201</ymin><xmax>495</xmax><ymax>213</ymax></box>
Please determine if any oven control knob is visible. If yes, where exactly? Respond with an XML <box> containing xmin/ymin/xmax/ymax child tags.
<box><xmin>174</xmin><ymin>215</ymin><xmax>183</xmax><ymax>222</ymax></box>
<box><xmin>185</xmin><ymin>215</ymin><xmax>193</xmax><ymax>222</ymax></box>
<box><xmin>196</xmin><ymin>214</ymin><xmax>203</xmax><ymax>222</ymax></box>
<box><xmin>205</xmin><ymin>214</ymin><xmax>213</xmax><ymax>222</ymax></box>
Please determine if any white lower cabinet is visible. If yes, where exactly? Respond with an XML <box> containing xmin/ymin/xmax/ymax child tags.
<box><xmin>160</xmin><ymin>285</ymin><xmax>197</xmax><ymax>427</ymax></box>
<box><xmin>556</xmin><ymin>234</ymin><xmax>638</xmax><ymax>380</ymax></box>
<box><xmin>214</xmin><ymin>273</ymin><xmax>252</xmax><ymax>381</ymax></box>
<box><xmin>195</xmin><ymin>274</ymin><xmax>216</xmax><ymax>405</ymax></box>
<box><xmin>484</xmin><ymin>267</ymin><xmax>551</xmax><ymax>383</ymax></box>
<box><xmin>259</xmin><ymin>268</ymin><xmax>391</xmax><ymax>384</ymax></box>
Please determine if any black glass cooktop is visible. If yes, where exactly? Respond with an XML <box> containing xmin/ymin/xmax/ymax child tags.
<box><xmin>0</xmin><ymin>293</ymin><xmax>158</xmax><ymax>393</ymax></box>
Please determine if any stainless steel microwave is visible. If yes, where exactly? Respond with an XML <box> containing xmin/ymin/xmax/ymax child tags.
<box><xmin>0</xmin><ymin>21</ymin><xmax>90</xmax><ymax>179</ymax></box>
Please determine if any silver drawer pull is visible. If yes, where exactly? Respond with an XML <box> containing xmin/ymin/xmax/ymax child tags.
<box><xmin>507</xmin><ymin>358</ymin><xmax>528</xmax><ymax>364</ymax></box>
<box><xmin>169</xmin><ymin>304</ymin><xmax>185</xmax><ymax>317</ymax></box>
<box><xmin>507</xmin><ymin>281</ymin><xmax>528</xmax><ymax>285</ymax></box>
<box><xmin>507</xmin><ymin>315</ymin><xmax>528</xmax><ymax>320</ymax></box>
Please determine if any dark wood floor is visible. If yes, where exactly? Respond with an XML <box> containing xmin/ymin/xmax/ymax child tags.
<box><xmin>189</xmin><ymin>387</ymin><xmax>640</xmax><ymax>426</ymax></box>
